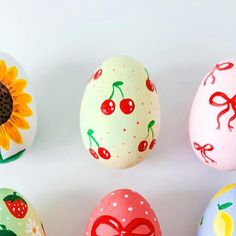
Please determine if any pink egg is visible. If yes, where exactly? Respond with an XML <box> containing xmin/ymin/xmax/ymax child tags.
<box><xmin>85</xmin><ymin>189</ymin><xmax>162</xmax><ymax>236</ymax></box>
<box><xmin>189</xmin><ymin>58</ymin><xmax>236</xmax><ymax>170</ymax></box>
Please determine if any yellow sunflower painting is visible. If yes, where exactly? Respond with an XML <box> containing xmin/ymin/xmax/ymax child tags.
<box><xmin>0</xmin><ymin>60</ymin><xmax>33</xmax><ymax>156</ymax></box>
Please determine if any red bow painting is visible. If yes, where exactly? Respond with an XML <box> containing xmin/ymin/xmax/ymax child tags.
<box><xmin>193</xmin><ymin>142</ymin><xmax>216</xmax><ymax>164</ymax></box>
<box><xmin>91</xmin><ymin>215</ymin><xmax>155</xmax><ymax>236</ymax></box>
<box><xmin>203</xmin><ymin>62</ymin><xmax>233</xmax><ymax>86</ymax></box>
<box><xmin>209</xmin><ymin>91</ymin><xmax>236</xmax><ymax>131</ymax></box>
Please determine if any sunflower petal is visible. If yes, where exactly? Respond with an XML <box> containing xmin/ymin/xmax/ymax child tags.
<box><xmin>9</xmin><ymin>79</ymin><xmax>27</xmax><ymax>93</ymax></box>
<box><xmin>10</xmin><ymin>115</ymin><xmax>30</xmax><ymax>129</ymax></box>
<box><xmin>2</xmin><ymin>66</ymin><xmax>18</xmax><ymax>85</ymax></box>
<box><xmin>0</xmin><ymin>134</ymin><xmax>10</xmax><ymax>150</ymax></box>
<box><xmin>13</xmin><ymin>104</ymin><xmax>33</xmax><ymax>117</ymax></box>
<box><xmin>0</xmin><ymin>60</ymin><xmax>7</xmax><ymax>79</ymax></box>
<box><xmin>4</xmin><ymin>121</ymin><xmax>23</xmax><ymax>144</ymax></box>
<box><xmin>13</xmin><ymin>93</ymin><xmax>32</xmax><ymax>104</ymax></box>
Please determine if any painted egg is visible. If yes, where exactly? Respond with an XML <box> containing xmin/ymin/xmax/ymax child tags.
<box><xmin>197</xmin><ymin>183</ymin><xmax>236</xmax><ymax>236</ymax></box>
<box><xmin>80</xmin><ymin>56</ymin><xmax>160</xmax><ymax>168</ymax></box>
<box><xmin>0</xmin><ymin>52</ymin><xmax>37</xmax><ymax>164</ymax></box>
<box><xmin>85</xmin><ymin>189</ymin><xmax>162</xmax><ymax>236</ymax></box>
<box><xmin>189</xmin><ymin>58</ymin><xmax>236</xmax><ymax>170</ymax></box>
<box><xmin>0</xmin><ymin>188</ymin><xmax>46</xmax><ymax>235</ymax></box>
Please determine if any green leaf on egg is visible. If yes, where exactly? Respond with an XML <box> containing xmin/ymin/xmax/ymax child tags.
<box><xmin>218</xmin><ymin>202</ymin><xmax>233</xmax><ymax>210</ymax></box>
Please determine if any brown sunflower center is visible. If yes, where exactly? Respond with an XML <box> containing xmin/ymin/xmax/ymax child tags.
<box><xmin>0</xmin><ymin>81</ymin><xmax>13</xmax><ymax>125</ymax></box>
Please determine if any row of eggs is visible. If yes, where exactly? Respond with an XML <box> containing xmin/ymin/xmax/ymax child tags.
<box><xmin>1</xmin><ymin>52</ymin><xmax>236</xmax><ymax>170</ymax></box>
<box><xmin>1</xmin><ymin>184</ymin><xmax>235</xmax><ymax>235</ymax></box>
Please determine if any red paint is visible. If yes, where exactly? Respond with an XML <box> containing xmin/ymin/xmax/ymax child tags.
<box><xmin>93</xmin><ymin>69</ymin><xmax>103</xmax><ymax>80</ymax></box>
<box><xmin>138</xmin><ymin>120</ymin><xmax>156</xmax><ymax>153</ymax></box>
<box><xmin>120</xmin><ymin>98</ymin><xmax>135</xmax><ymax>114</ymax></box>
<box><xmin>87</xmin><ymin>129</ymin><xmax>111</xmax><ymax>160</ymax></box>
<box><xmin>194</xmin><ymin>142</ymin><xmax>216</xmax><ymax>164</ymax></box>
<box><xmin>89</xmin><ymin>148</ymin><xmax>99</xmax><ymax>159</ymax></box>
<box><xmin>146</xmin><ymin>79</ymin><xmax>155</xmax><ymax>92</ymax></box>
<box><xmin>101</xmin><ymin>81</ymin><xmax>135</xmax><ymax>115</ymax></box>
<box><xmin>4</xmin><ymin>192</ymin><xmax>28</xmax><ymax>219</ymax></box>
<box><xmin>145</xmin><ymin>68</ymin><xmax>156</xmax><ymax>92</ymax></box>
<box><xmin>203</xmin><ymin>62</ymin><xmax>233</xmax><ymax>85</ymax></box>
<box><xmin>209</xmin><ymin>91</ymin><xmax>236</xmax><ymax>131</ymax></box>
<box><xmin>98</xmin><ymin>147</ymin><xmax>111</xmax><ymax>159</ymax></box>
<box><xmin>149</xmin><ymin>139</ymin><xmax>157</xmax><ymax>150</ymax></box>
<box><xmin>101</xmin><ymin>99</ymin><xmax>116</xmax><ymax>115</ymax></box>
<box><xmin>91</xmin><ymin>215</ymin><xmax>155</xmax><ymax>236</ymax></box>
<box><xmin>138</xmin><ymin>140</ymin><xmax>148</xmax><ymax>152</ymax></box>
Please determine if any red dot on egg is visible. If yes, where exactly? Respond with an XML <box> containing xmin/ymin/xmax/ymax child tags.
<box><xmin>137</xmin><ymin>121</ymin><xmax>140</xmax><ymax>125</ymax></box>
<box><xmin>123</xmin><ymin>128</ymin><xmax>126</xmax><ymax>132</ymax></box>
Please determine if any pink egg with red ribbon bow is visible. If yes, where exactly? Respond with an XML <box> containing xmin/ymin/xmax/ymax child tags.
<box><xmin>84</xmin><ymin>189</ymin><xmax>162</xmax><ymax>236</ymax></box>
<box><xmin>189</xmin><ymin>58</ymin><xmax>236</xmax><ymax>170</ymax></box>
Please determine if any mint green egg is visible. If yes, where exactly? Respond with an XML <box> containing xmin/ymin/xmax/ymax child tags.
<box><xmin>0</xmin><ymin>188</ymin><xmax>45</xmax><ymax>236</ymax></box>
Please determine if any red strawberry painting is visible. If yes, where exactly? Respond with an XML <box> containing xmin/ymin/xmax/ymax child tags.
<box><xmin>3</xmin><ymin>192</ymin><xmax>28</xmax><ymax>219</ymax></box>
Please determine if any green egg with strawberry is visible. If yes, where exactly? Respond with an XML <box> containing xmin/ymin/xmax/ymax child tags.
<box><xmin>0</xmin><ymin>188</ymin><xmax>46</xmax><ymax>236</ymax></box>
<box><xmin>80</xmin><ymin>56</ymin><xmax>161</xmax><ymax>169</ymax></box>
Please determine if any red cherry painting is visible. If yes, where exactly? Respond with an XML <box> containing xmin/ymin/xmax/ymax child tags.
<box><xmin>98</xmin><ymin>147</ymin><xmax>111</xmax><ymax>159</ymax></box>
<box><xmin>120</xmin><ymin>98</ymin><xmax>135</xmax><ymax>114</ymax></box>
<box><xmin>138</xmin><ymin>120</ymin><xmax>157</xmax><ymax>152</ymax></box>
<box><xmin>138</xmin><ymin>140</ymin><xmax>148</xmax><ymax>152</ymax></box>
<box><xmin>145</xmin><ymin>68</ymin><xmax>155</xmax><ymax>92</ymax></box>
<box><xmin>101</xmin><ymin>81</ymin><xmax>135</xmax><ymax>115</ymax></box>
<box><xmin>89</xmin><ymin>148</ymin><xmax>99</xmax><ymax>159</ymax></box>
<box><xmin>93</xmin><ymin>69</ymin><xmax>103</xmax><ymax>80</ymax></box>
<box><xmin>101</xmin><ymin>99</ymin><xmax>116</xmax><ymax>115</ymax></box>
<box><xmin>87</xmin><ymin>129</ymin><xmax>111</xmax><ymax>160</ymax></box>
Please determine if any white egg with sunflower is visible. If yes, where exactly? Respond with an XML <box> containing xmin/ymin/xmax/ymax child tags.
<box><xmin>0</xmin><ymin>52</ymin><xmax>37</xmax><ymax>163</ymax></box>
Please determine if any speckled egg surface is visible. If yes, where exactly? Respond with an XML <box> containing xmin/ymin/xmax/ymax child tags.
<box><xmin>0</xmin><ymin>188</ymin><xmax>45</xmax><ymax>236</ymax></box>
<box><xmin>189</xmin><ymin>58</ymin><xmax>236</xmax><ymax>170</ymax></box>
<box><xmin>197</xmin><ymin>183</ymin><xmax>236</xmax><ymax>236</ymax></box>
<box><xmin>80</xmin><ymin>56</ymin><xmax>160</xmax><ymax>169</ymax></box>
<box><xmin>85</xmin><ymin>189</ymin><xmax>162</xmax><ymax>236</ymax></box>
<box><xmin>0</xmin><ymin>52</ymin><xmax>37</xmax><ymax>164</ymax></box>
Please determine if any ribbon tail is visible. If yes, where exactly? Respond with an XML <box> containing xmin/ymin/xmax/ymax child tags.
<box><xmin>203</xmin><ymin>153</ymin><xmax>216</xmax><ymax>164</ymax></box>
<box><xmin>201</xmin><ymin>151</ymin><xmax>209</xmax><ymax>164</ymax></box>
<box><xmin>228</xmin><ymin>112</ymin><xmax>236</xmax><ymax>131</ymax></box>
<box><xmin>216</xmin><ymin>106</ymin><xmax>230</xmax><ymax>130</ymax></box>
<box><xmin>203</xmin><ymin>69</ymin><xmax>214</xmax><ymax>86</ymax></box>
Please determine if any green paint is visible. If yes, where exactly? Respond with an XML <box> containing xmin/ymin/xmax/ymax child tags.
<box><xmin>199</xmin><ymin>216</ymin><xmax>204</xmax><ymax>226</ymax></box>
<box><xmin>87</xmin><ymin>129</ymin><xmax>100</xmax><ymax>148</ymax></box>
<box><xmin>0</xmin><ymin>149</ymin><xmax>25</xmax><ymax>164</ymax></box>
<box><xmin>218</xmin><ymin>202</ymin><xmax>233</xmax><ymax>210</ymax></box>
<box><xmin>110</xmin><ymin>81</ymin><xmax>125</xmax><ymax>99</ymax></box>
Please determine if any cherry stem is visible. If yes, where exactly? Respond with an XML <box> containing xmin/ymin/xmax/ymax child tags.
<box><xmin>150</xmin><ymin>127</ymin><xmax>154</xmax><ymax>139</ymax></box>
<box><xmin>145</xmin><ymin>68</ymin><xmax>149</xmax><ymax>79</ymax></box>
<box><xmin>87</xmin><ymin>129</ymin><xmax>100</xmax><ymax>148</ymax></box>
<box><xmin>109</xmin><ymin>86</ymin><xmax>115</xmax><ymax>100</ymax></box>
<box><xmin>146</xmin><ymin>120</ymin><xmax>155</xmax><ymax>139</ymax></box>
<box><xmin>109</xmin><ymin>81</ymin><xmax>124</xmax><ymax>99</ymax></box>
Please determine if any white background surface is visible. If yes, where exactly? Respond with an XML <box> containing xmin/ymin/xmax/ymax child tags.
<box><xmin>0</xmin><ymin>1</ymin><xmax>236</xmax><ymax>235</ymax></box>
